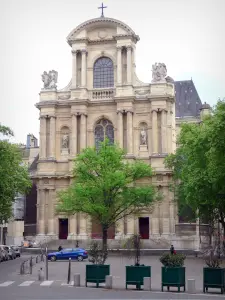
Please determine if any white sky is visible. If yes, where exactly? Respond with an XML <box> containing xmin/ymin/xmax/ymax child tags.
<box><xmin>0</xmin><ymin>0</ymin><xmax>224</xmax><ymax>144</ymax></box>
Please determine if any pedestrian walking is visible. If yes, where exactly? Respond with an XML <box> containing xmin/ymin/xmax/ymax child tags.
<box><xmin>170</xmin><ymin>244</ymin><xmax>175</xmax><ymax>255</ymax></box>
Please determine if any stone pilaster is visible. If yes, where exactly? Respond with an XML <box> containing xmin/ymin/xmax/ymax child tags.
<box><xmin>49</xmin><ymin>116</ymin><xmax>56</xmax><ymax>159</ymax></box>
<box><xmin>161</xmin><ymin>109</ymin><xmax>167</xmax><ymax>154</ymax></box>
<box><xmin>38</xmin><ymin>189</ymin><xmax>45</xmax><ymax>235</ymax></box>
<box><xmin>151</xmin><ymin>110</ymin><xmax>158</xmax><ymax>154</ymax></box>
<box><xmin>71</xmin><ymin>113</ymin><xmax>77</xmax><ymax>156</ymax></box>
<box><xmin>80</xmin><ymin>113</ymin><xmax>87</xmax><ymax>150</ymax></box>
<box><xmin>68</xmin><ymin>215</ymin><xmax>77</xmax><ymax>240</ymax></box>
<box><xmin>81</xmin><ymin>49</ymin><xmax>87</xmax><ymax>87</ymax></box>
<box><xmin>71</xmin><ymin>50</ymin><xmax>77</xmax><ymax>88</ymax></box>
<box><xmin>127</xmin><ymin>46</ymin><xmax>132</xmax><ymax>84</ymax></box>
<box><xmin>78</xmin><ymin>213</ymin><xmax>88</xmax><ymax>239</ymax></box>
<box><xmin>127</xmin><ymin>111</ymin><xmax>133</xmax><ymax>154</ymax></box>
<box><xmin>151</xmin><ymin>204</ymin><xmax>160</xmax><ymax>235</ymax></box>
<box><xmin>126</xmin><ymin>215</ymin><xmax>134</xmax><ymax>237</ymax></box>
<box><xmin>117</xmin><ymin>46</ymin><xmax>122</xmax><ymax>85</ymax></box>
<box><xmin>115</xmin><ymin>218</ymin><xmax>124</xmax><ymax>239</ymax></box>
<box><xmin>47</xmin><ymin>189</ymin><xmax>56</xmax><ymax>236</ymax></box>
<box><xmin>117</xmin><ymin>110</ymin><xmax>123</xmax><ymax>148</ymax></box>
<box><xmin>39</xmin><ymin>116</ymin><xmax>47</xmax><ymax>159</ymax></box>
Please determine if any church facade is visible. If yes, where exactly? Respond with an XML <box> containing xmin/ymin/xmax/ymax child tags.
<box><xmin>35</xmin><ymin>16</ymin><xmax>207</xmax><ymax>248</ymax></box>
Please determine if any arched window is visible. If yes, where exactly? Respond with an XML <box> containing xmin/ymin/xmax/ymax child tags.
<box><xmin>94</xmin><ymin>119</ymin><xmax>114</xmax><ymax>149</ymax></box>
<box><xmin>93</xmin><ymin>57</ymin><xmax>114</xmax><ymax>88</ymax></box>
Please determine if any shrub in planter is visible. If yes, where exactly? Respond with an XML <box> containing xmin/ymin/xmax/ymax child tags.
<box><xmin>203</xmin><ymin>248</ymin><xmax>225</xmax><ymax>294</ymax></box>
<box><xmin>160</xmin><ymin>253</ymin><xmax>186</xmax><ymax>292</ymax></box>
<box><xmin>86</xmin><ymin>241</ymin><xmax>110</xmax><ymax>288</ymax></box>
<box><xmin>124</xmin><ymin>234</ymin><xmax>151</xmax><ymax>290</ymax></box>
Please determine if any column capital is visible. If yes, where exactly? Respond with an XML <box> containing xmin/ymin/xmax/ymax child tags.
<box><xmin>39</xmin><ymin>115</ymin><xmax>47</xmax><ymax>120</ymax></box>
<box><xmin>81</xmin><ymin>49</ymin><xmax>88</xmax><ymax>54</ymax></box>
<box><xmin>116</xmin><ymin>46</ymin><xmax>122</xmax><ymax>50</ymax></box>
<box><xmin>161</xmin><ymin>109</ymin><xmax>168</xmax><ymax>113</ymax></box>
<box><xmin>71</xmin><ymin>50</ymin><xmax>78</xmax><ymax>55</ymax></box>
<box><xmin>127</xmin><ymin>110</ymin><xmax>134</xmax><ymax>115</ymax></box>
<box><xmin>126</xmin><ymin>45</ymin><xmax>132</xmax><ymax>50</ymax></box>
<box><xmin>151</xmin><ymin>109</ymin><xmax>158</xmax><ymax>113</ymax></box>
<box><xmin>49</xmin><ymin>115</ymin><xmax>56</xmax><ymax>119</ymax></box>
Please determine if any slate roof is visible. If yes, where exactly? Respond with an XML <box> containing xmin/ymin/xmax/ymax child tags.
<box><xmin>174</xmin><ymin>80</ymin><xmax>202</xmax><ymax>118</ymax></box>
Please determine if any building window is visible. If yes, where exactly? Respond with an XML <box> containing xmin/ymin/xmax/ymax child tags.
<box><xmin>93</xmin><ymin>57</ymin><xmax>114</xmax><ymax>88</ymax></box>
<box><xmin>94</xmin><ymin>119</ymin><xmax>114</xmax><ymax>149</ymax></box>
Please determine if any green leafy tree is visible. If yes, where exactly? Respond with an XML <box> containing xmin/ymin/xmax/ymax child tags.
<box><xmin>0</xmin><ymin>124</ymin><xmax>31</xmax><ymax>223</ymax></box>
<box><xmin>165</xmin><ymin>99</ymin><xmax>225</xmax><ymax>242</ymax></box>
<box><xmin>57</xmin><ymin>139</ymin><xmax>158</xmax><ymax>263</ymax></box>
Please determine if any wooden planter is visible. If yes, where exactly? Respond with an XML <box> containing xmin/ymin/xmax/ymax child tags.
<box><xmin>203</xmin><ymin>267</ymin><xmax>225</xmax><ymax>294</ymax></box>
<box><xmin>161</xmin><ymin>267</ymin><xmax>185</xmax><ymax>292</ymax></box>
<box><xmin>86</xmin><ymin>264</ymin><xmax>110</xmax><ymax>288</ymax></box>
<box><xmin>126</xmin><ymin>265</ymin><xmax>151</xmax><ymax>290</ymax></box>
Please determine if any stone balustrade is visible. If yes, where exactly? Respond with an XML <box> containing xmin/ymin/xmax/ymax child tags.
<box><xmin>90</xmin><ymin>88</ymin><xmax>115</xmax><ymax>100</ymax></box>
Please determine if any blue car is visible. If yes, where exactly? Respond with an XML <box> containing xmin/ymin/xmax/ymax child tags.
<box><xmin>48</xmin><ymin>248</ymin><xmax>88</xmax><ymax>262</ymax></box>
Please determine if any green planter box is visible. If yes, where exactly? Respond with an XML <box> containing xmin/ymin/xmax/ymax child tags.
<box><xmin>203</xmin><ymin>267</ymin><xmax>225</xmax><ymax>294</ymax></box>
<box><xmin>86</xmin><ymin>264</ymin><xmax>110</xmax><ymax>288</ymax></box>
<box><xmin>161</xmin><ymin>267</ymin><xmax>185</xmax><ymax>292</ymax></box>
<box><xmin>126</xmin><ymin>265</ymin><xmax>151</xmax><ymax>290</ymax></box>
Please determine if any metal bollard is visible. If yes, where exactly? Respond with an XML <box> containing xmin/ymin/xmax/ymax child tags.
<box><xmin>20</xmin><ymin>262</ymin><xmax>24</xmax><ymax>275</ymax></box>
<box><xmin>45</xmin><ymin>255</ymin><xmax>48</xmax><ymax>280</ymax></box>
<box><xmin>73</xmin><ymin>274</ymin><xmax>80</xmax><ymax>287</ymax></box>
<box><xmin>38</xmin><ymin>267</ymin><xmax>44</xmax><ymax>281</ymax></box>
<box><xmin>67</xmin><ymin>258</ymin><xmax>71</xmax><ymax>284</ymax></box>
<box><xmin>30</xmin><ymin>257</ymin><xmax>33</xmax><ymax>274</ymax></box>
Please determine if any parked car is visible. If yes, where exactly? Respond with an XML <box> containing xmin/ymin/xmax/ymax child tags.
<box><xmin>0</xmin><ymin>246</ymin><xmax>9</xmax><ymax>261</ymax></box>
<box><xmin>10</xmin><ymin>245</ymin><xmax>21</xmax><ymax>257</ymax></box>
<box><xmin>22</xmin><ymin>240</ymin><xmax>38</xmax><ymax>248</ymax></box>
<box><xmin>4</xmin><ymin>246</ymin><xmax>16</xmax><ymax>260</ymax></box>
<box><xmin>47</xmin><ymin>248</ymin><xmax>88</xmax><ymax>262</ymax></box>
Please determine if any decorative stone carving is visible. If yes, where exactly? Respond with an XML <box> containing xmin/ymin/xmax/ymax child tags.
<box><xmin>140</xmin><ymin>128</ymin><xmax>147</xmax><ymax>145</ymax></box>
<box><xmin>151</xmin><ymin>63</ymin><xmax>167</xmax><ymax>83</ymax></box>
<box><xmin>62</xmin><ymin>134</ymin><xmax>69</xmax><ymax>149</ymax></box>
<box><xmin>41</xmin><ymin>70</ymin><xmax>58</xmax><ymax>89</ymax></box>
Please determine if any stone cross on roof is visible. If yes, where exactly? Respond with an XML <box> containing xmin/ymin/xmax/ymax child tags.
<box><xmin>98</xmin><ymin>2</ymin><xmax>107</xmax><ymax>17</ymax></box>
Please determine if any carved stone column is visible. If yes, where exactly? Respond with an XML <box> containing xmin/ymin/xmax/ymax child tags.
<box><xmin>117</xmin><ymin>46</ymin><xmax>122</xmax><ymax>85</ymax></box>
<box><xmin>126</xmin><ymin>215</ymin><xmax>134</xmax><ymax>237</ymax></box>
<box><xmin>49</xmin><ymin>116</ymin><xmax>56</xmax><ymax>159</ymax></box>
<box><xmin>127</xmin><ymin>111</ymin><xmax>133</xmax><ymax>154</ymax></box>
<box><xmin>115</xmin><ymin>218</ymin><xmax>124</xmax><ymax>239</ymax></box>
<box><xmin>78</xmin><ymin>213</ymin><xmax>88</xmax><ymax>239</ymax></box>
<box><xmin>127</xmin><ymin>46</ymin><xmax>132</xmax><ymax>84</ymax></box>
<box><xmin>161</xmin><ymin>109</ymin><xmax>167</xmax><ymax>153</ymax></box>
<box><xmin>151</xmin><ymin>110</ymin><xmax>158</xmax><ymax>154</ymax></box>
<box><xmin>117</xmin><ymin>110</ymin><xmax>123</xmax><ymax>148</ymax></box>
<box><xmin>71</xmin><ymin>50</ymin><xmax>77</xmax><ymax>88</ymax></box>
<box><xmin>68</xmin><ymin>215</ymin><xmax>77</xmax><ymax>240</ymax></box>
<box><xmin>40</xmin><ymin>116</ymin><xmax>47</xmax><ymax>159</ymax></box>
<box><xmin>38</xmin><ymin>189</ymin><xmax>45</xmax><ymax>235</ymax></box>
<box><xmin>71</xmin><ymin>114</ymin><xmax>77</xmax><ymax>156</ymax></box>
<box><xmin>151</xmin><ymin>204</ymin><xmax>160</xmax><ymax>235</ymax></box>
<box><xmin>80</xmin><ymin>113</ymin><xmax>87</xmax><ymax>150</ymax></box>
<box><xmin>47</xmin><ymin>189</ymin><xmax>56</xmax><ymax>236</ymax></box>
<box><xmin>81</xmin><ymin>49</ymin><xmax>87</xmax><ymax>87</ymax></box>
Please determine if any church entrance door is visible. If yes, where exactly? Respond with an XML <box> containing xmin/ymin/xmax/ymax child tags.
<box><xmin>139</xmin><ymin>217</ymin><xmax>149</xmax><ymax>239</ymax></box>
<box><xmin>58</xmin><ymin>218</ymin><xmax>68</xmax><ymax>239</ymax></box>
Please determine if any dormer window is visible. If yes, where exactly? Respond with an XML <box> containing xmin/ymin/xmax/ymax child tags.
<box><xmin>93</xmin><ymin>57</ymin><xmax>114</xmax><ymax>88</ymax></box>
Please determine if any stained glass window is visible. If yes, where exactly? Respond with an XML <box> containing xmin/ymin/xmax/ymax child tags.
<box><xmin>93</xmin><ymin>57</ymin><xmax>114</xmax><ymax>88</ymax></box>
<box><xmin>94</xmin><ymin>119</ymin><xmax>114</xmax><ymax>149</ymax></box>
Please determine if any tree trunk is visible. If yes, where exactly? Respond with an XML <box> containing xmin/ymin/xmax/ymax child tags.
<box><xmin>101</xmin><ymin>226</ymin><xmax>108</xmax><ymax>264</ymax></box>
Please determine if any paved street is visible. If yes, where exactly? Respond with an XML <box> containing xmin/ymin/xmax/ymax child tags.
<box><xmin>0</xmin><ymin>255</ymin><xmax>224</xmax><ymax>299</ymax></box>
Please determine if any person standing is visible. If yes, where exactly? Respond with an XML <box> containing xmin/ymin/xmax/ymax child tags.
<box><xmin>170</xmin><ymin>244</ymin><xmax>175</xmax><ymax>255</ymax></box>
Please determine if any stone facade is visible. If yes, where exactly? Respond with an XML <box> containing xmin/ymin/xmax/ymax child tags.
<box><xmin>33</xmin><ymin>17</ymin><xmax>209</xmax><ymax>248</ymax></box>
